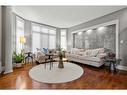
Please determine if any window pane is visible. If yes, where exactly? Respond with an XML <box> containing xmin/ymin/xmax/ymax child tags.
<box><xmin>60</xmin><ymin>29</ymin><xmax>67</xmax><ymax>50</ymax></box>
<box><xmin>41</xmin><ymin>28</ymin><xmax>48</xmax><ymax>33</ymax></box>
<box><xmin>32</xmin><ymin>24</ymin><xmax>40</xmax><ymax>32</ymax></box>
<box><xmin>32</xmin><ymin>23</ymin><xmax>57</xmax><ymax>50</ymax></box>
<box><xmin>49</xmin><ymin>35</ymin><xmax>56</xmax><ymax>49</ymax></box>
<box><xmin>61</xmin><ymin>30</ymin><xmax>66</xmax><ymax>36</ymax></box>
<box><xmin>16</xmin><ymin>17</ymin><xmax>24</xmax><ymax>28</ymax></box>
<box><xmin>61</xmin><ymin>36</ymin><xmax>67</xmax><ymax>50</ymax></box>
<box><xmin>49</xmin><ymin>29</ymin><xmax>56</xmax><ymax>34</ymax></box>
<box><xmin>32</xmin><ymin>32</ymin><xmax>41</xmax><ymax>52</ymax></box>
<box><xmin>42</xmin><ymin>34</ymin><xmax>48</xmax><ymax>48</ymax></box>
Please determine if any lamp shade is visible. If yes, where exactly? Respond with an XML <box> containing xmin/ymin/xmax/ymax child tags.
<box><xmin>20</xmin><ymin>36</ymin><xmax>26</xmax><ymax>44</ymax></box>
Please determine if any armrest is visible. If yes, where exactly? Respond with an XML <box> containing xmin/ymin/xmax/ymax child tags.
<box><xmin>97</xmin><ymin>53</ymin><xmax>107</xmax><ymax>59</ymax></box>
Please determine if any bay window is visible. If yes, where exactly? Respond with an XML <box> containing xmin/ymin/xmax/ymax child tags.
<box><xmin>32</xmin><ymin>23</ymin><xmax>56</xmax><ymax>52</ymax></box>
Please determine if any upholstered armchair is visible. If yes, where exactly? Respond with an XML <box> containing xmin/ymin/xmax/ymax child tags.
<box><xmin>34</xmin><ymin>50</ymin><xmax>48</xmax><ymax>64</ymax></box>
<box><xmin>34</xmin><ymin>49</ymin><xmax>58</xmax><ymax>64</ymax></box>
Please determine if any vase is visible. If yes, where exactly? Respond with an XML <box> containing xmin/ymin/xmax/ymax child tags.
<box><xmin>58</xmin><ymin>58</ymin><xmax>64</xmax><ymax>68</ymax></box>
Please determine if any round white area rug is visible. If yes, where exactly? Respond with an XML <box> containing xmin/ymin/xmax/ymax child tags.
<box><xmin>29</xmin><ymin>62</ymin><xmax>84</xmax><ymax>83</ymax></box>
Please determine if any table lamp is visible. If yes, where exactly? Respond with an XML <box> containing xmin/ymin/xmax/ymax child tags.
<box><xmin>20</xmin><ymin>36</ymin><xmax>26</xmax><ymax>50</ymax></box>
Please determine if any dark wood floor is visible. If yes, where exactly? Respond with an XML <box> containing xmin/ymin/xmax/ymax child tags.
<box><xmin>0</xmin><ymin>62</ymin><xmax>127</xmax><ymax>89</ymax></box>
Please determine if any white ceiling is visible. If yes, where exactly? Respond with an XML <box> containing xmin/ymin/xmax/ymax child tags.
<box><xmin>12</xmin><ymin>6</ymin><xmax>126</xmax><ymax>28</ymax></box>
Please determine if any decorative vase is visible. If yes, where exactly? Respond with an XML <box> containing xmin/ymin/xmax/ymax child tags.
<box><xmin>58</xmin><ymin>51</ymin><xmax>64</xmax><ymax>68</ymax></box>
<box><xmin>58</xmin><ymin>57</ymin><xmax>64</xmax><ymax>68</ymax></box>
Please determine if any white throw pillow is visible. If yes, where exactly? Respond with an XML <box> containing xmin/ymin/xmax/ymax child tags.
<box><xmin>82</xmin><ymin>50</ymin><xmax>91</xmax><ymax>56</ymax></box>
<box><xmin>36</xmin><ymin>50</ymin><xmax>45</xmax><ymax>58</ymax></box>
<box><xmin>90</xmin><ymin>49</ymin><xmax>99</xmax><ymax>57</ymax></box>
<box><xmin>99</xmin><ymin>48</ymin><xmax>105</xmax><ymax>53</ymax></box>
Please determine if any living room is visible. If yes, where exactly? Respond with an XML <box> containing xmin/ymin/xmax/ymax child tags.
<box><xmin>0</xmin><ymin>5</ymin><xmax>127</xmax><ymax>90</ymax></box>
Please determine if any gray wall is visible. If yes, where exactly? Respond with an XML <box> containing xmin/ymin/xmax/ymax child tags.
<box><xmin>2</xmin><ymin>6</ymin><xmax>13</xmax><ymax>73</ymax></box>
<box><xmin>0</xmin><ymin>6</ymin><xmax>2</xmax><ymax>72</ymax></box>
<box><xmin>68</xmin><ymin>7</ymin><xmax>127</xmax><ymax>67</ymax></box>
<box><xmin>0</xmin><ymin>6</ymin><xmax>2</xmax><ymax>62</ymax></box>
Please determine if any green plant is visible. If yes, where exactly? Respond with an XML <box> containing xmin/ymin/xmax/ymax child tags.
<box><xmin>13</xmin><ymin>51</ymin><xmax>25</xmax><ymax>63</ymax></box>
<box><xmin>58</xmin><ymin>46</ymin><xmax>64</xmax><ymax>59</ymax></box>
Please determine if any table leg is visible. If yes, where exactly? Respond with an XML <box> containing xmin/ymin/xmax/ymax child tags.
<box><xmin>109</xmin><ymin>61</ymin><xmax>112</xmax><ymax>71</ymax></box>
<box><xmin>50</xmin><ymin>61</ymin><xmax>51</xmax><ymax>70</ymax></box>
<box><xmin>45</xmin><ymin>63</ymin><xmax>46</xmax><ymax>69</ymax></box>
<box><xmin>113</xmin><ymin>61</ymin><xmax>116</xmax><ymax>71</ymax></box>
<box><xmin>52</xmin><ymin>61</ymin><xmax>53</xmax><ymax>67</ymax></box>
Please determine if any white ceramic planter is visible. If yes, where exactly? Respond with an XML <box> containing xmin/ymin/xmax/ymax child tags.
<box><xmin>15</xmin><ymin>63</ymin><xmax>22</xmax><ymax>67</ymax></box>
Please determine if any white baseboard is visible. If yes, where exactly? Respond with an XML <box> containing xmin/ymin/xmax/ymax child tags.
<box><xmin>4</xmin><ymin>69</ymin><xmax>13</xmax><ymax>74</ymax></box>
<box><xmin>116</xmin><ymin>65</ymin><xmax>127</xmax><ymax>71</ymax></box>
<box><xmin>2</xmin><ymin>66</ymin><xmax>5</xmax><ymax>71</ymax></box>
<box><xmin>0</xmin><ymin>66</ymin><xmax>5</xmax><ymax>73</ymax></box>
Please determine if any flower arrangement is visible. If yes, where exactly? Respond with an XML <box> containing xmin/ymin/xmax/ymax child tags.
<box><xmin>58</xmin><ymin>46</ymin><xmax>64</xmax><ymax>60</ymax></box>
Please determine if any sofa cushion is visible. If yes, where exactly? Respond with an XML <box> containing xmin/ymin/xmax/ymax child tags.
<box><xmin>78</xmin><ymin>56</ymin><xmax>101</xmax><ymax>62</ymax></box>
<box><xmin>68</xmin><ymin>53</ymin><xmax>78</xmax><ymax>58</ymax></box>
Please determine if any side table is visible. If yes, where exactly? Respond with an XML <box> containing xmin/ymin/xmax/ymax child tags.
<box><xmin>104</xmin><ymin>58</ymin><xmax>121</xmax><ymax>72</ymax></box>
<box><xmin>45</xmin><ymin>53</ymin><xmax>54</xmax><ymax>70</ymax></box>
<box><xmin>25</xmin><ymin>52</ymin><xmax>33</xmax><ymax>64</ymax></box>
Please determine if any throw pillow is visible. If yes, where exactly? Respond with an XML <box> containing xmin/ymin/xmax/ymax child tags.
<box><xmin>90</xmin><ymin>49</ymin><xmax>99</xmax><ymax>57</ymax></box>
<box><xmin>43</xmin><ymin>48</ymin><xmax>49</xmax><ymax>54</ymax></box>
<box><xmin>36</xmin><ymin>50</ymin><xmax>45</xmax><ymax>58</ymax></box>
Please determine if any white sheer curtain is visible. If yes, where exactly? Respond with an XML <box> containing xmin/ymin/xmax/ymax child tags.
<box><xmin>60</xmin><ymin>29</ymin><xmax>67</xmax><ymax>50</ymax></box>
<box><xmin>16</xmin><ymin>17</ymin><xmax>25</xmax><ymax>53</ymax></box>
<box><xmin>41</xmin><ymin>34</ymin><xmax>48</xmax><ymax>48</ymax></box>
<box><xmin>49</xmin><ymin>29</ymin><xmax>56</xmax><ymax>49</ymax></box>
<box><xmin>32</xmin><ymin>32</ymin><xmax>41</xmax><ymax>52</ymax></box>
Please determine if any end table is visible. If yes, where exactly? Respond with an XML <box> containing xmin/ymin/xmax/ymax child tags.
<box><xmin>104</xmin><ymin>58</ymin><xmax>121</xmax><ymax>72</ymax></box>
<box><xmin>25</xmin><ymin>52</ymin><xmax>33</xmax><ymax>64</ymax></box>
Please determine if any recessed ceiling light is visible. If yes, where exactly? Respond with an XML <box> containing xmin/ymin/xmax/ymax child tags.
<box><xmin>78</xmin><ymin>32</ymin><xmax>82</xmax><ymax>35</ymax></box>
<box><xmin>97</xmin><ymin>26</ymin><xmax>106</xmax><ymax>31</ymax></box>
<box><xmin>86</xmin><ymin>29</ymin><xmax>93</xmax><ymax>34</ymax></box>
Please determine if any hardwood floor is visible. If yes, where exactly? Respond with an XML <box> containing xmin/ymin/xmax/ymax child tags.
<box><xmin>0</xmin><ymin>62</ymin><xmax>127</xmax><ymax>89</ymax></box>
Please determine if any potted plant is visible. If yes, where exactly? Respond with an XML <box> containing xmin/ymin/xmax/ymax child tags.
<box><xmin>13</xmin><ymin>51</ymin><xmax>25</xmax><ymax>67</ymax></box>
<box><xmin>58</xmin><ymin>46</ymin><xmax>64</xmax><ymax>68</ymax></box>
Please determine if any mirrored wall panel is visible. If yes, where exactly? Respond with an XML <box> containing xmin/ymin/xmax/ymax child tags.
<box><xmin>73</xmin><ymin>24</ymin><xmax>116</xmax><ymax>52</ymax></box>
